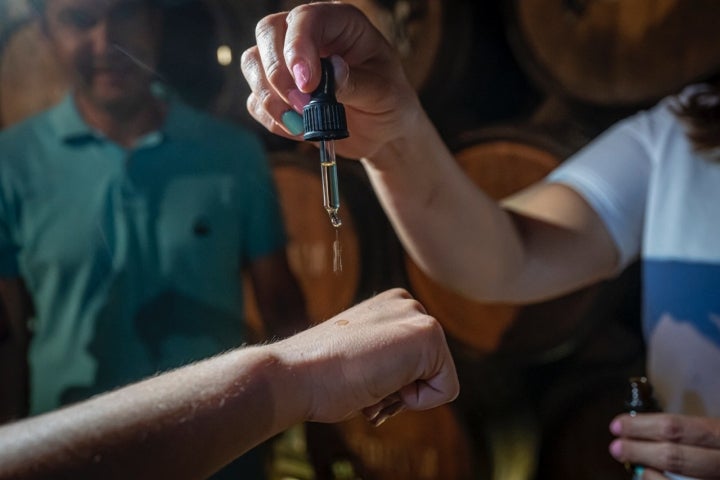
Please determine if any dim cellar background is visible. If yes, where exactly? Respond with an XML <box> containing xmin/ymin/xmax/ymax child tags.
<box><xmin>2</xmin><ymin>0</ymin><xmax>720</xmax><ymax>479</ymax></box>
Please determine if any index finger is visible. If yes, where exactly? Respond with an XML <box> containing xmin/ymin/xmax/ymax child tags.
<box><xmin>282</xmin><ymin>2</ymin><xmax>387</xmax><ymax>92</ymax></box>
<box><xmin>612</xmin><ymin>413</ymin><xmax>720</xmax><ymax>449</ymax></box>
<box><xmin>251</xmin><ymin>11</ymin><xmax>298</xmax><ymax>106</ymax></box>
<box><xmin>609</xmin><ymin>438</ymin><xmax>720</xmax><ymax>479</ymax></box>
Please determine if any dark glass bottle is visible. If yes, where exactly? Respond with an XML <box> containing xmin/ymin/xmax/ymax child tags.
<box><xmin>625</xmin><ymin>376</ymin><xmax>661</xmax><ymax>416</ymax></box>
<box><xmin>624</xmin><ymin>376</ymin><xmax>661</xmax><ymax>478</ymax></box>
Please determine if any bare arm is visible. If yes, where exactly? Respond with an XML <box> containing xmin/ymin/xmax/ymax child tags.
<box><xmin>363</xmin><ymin>145</ymin><xmax>619</xmax><ymax>302</ymax></box>
<box><xmin>247</xmin><ymin>250</ymin><xmax>309</xmax><ymax>338</ymax></box>
<box><xmin>242</xmin><ymin>3</ymin><xmax>619</xmax><ymax>303</ymax></box>
<box><xmin>0</xmin><ymin>277</ymin><xmax>32</xmax><ymax>424</ymax></box>
<box><xmin>0</xmin><ymin>288</ymin><xmax>458</xmax><ymax>480</ymax></box>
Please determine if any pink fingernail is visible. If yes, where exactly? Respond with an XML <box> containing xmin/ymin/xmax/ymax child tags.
<box><xmin>288</xmin><ymin>89</ymin><xmax>310</xmax><ymax>113</ymax></box>
<box><xmin>610</xmin><ymin>419</ymin><xmax>622</xmax><ymax>435</ymax></box>
<box><xmin>292</xmin><ymin>61</ymin><xmax>310</xmax><ymax>89</ymax></box>
<box><xmin>609</xmin><ymin>439</ymin><xmax>622</xmax><ymax>458</ymax></box>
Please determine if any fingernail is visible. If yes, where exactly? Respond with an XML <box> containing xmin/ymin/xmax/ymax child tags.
<box><xmin>633</xmin><ymin>466</ymin><xmax>645</xmax><ymax>480</ymax></box>
<box><xmin>384</xmin><ymin>402</ymin><xmax>406</xmax><ymax>418</ymax></box>
<box><xmin>288</xmin><ymin>89</ymin><xmax>310</xmax><ymax>113</ymax></box>
<box><xmin>610</xmin><ymin>418</ymin><xmax>622</xmax><ymax>435</ymax></box>
<box><xmin>363</xmin><ymin>406</ymin><xmax>381</xmax><ymax>422</ymax></box>
<box><xmin>371</xmin><ymin>413</ymin><xmax>390</xmax><ymax>427</ymax></box>
<box><xmin>292</xmin><ymin>61</ymin><xmax>310</xmax><ymax>89</ymax></box>
<box><xmin>609</xmin><ymin>439</ymin><xmax>622</xmax><ymax>458</ymax></box>
<box><xmin>281</xmin><ymin>110</ymin><xmax>304</xmax><ymax>136</ymax></box>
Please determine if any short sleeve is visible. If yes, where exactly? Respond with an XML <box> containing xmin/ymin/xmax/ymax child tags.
<box><xmin>546</xmin><ymin>107</ymin><xmax>659</xmax><ymax>270</ymax></box>
<box><xmin>237</xmin><ymin>135</ymin><xmax>287</xmax><ymax>261</ymax></box>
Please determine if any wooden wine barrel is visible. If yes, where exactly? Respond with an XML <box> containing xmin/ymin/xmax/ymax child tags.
<box><xmin>0</xmin><ymin>19</ymin><xmax>69</xmax><ymax>129</ymax></box>
<box><xmin>277</xmin><ymin>0</ymin><xmax>473</xmax><ymax>96</ymax></box>
<box><xmin>244</xmin><ymin>148</ymin><xmax>359</xmax><ymax>331</ymax></box>
<box><xmin>155</xmin><ymin>0</ymin><xmax>277</xmax><ymax>121</ymax></box>
<box><xmin>202</xmin><ymin>0</ymin><xmax>260</xmax><ymax>121</ymax></box>
<box><xmin>405</xmin><ymin>126</ymin><xmax>598</xmax><ymax>364</ymax></box>
<box><xmin>304</xmin><ymin>404</ymin><xmax>485</xmax><ymax>480</ymax></box>
<box><xmin>244</xmin><ymin>146</ymin><xmax>405</xmax><ymax>334</ymax></box>
<box><xmin>506</xmin><ymin>0</ymin><xmax>720</xmax><ymax>107</ymax></box>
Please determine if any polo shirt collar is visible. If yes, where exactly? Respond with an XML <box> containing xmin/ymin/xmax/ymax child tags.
<box><xmin>47</xmin><ymin>88</ymin><xmax>181</xmax><ymax>149</ymax></box>
<box><xmin>48</xmin><ymin>94</ymin><xmax>97</xmax><ymax>143</ymax></box>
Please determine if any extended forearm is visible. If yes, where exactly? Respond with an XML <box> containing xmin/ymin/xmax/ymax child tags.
<box><xmin>0</xmin><ymin>347</ymin><xmax>301</xmax><ymax>480</ymax></box>
<box><xmin>362</xmin><ymin>111</ymin><xmax>526</xmax><ymax>302</ymax></box>
<box><xmin>0</xmin><ymin>289</ymin><xmax>461</xmax><ymax>480</ymax></box>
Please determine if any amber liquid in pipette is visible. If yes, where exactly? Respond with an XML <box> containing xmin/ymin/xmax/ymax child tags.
<box><xmin>319</xmin><ymin>140</ymin><xmax>343</xmax><ymax>272</ymax></box>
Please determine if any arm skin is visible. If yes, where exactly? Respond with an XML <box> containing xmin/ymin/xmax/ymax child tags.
<box><xmin>0</xmin><ymin>277</ymin><xmax>32</xmax><ymax>424</ymax></box>
<box><xmin>0</xmin><ymin>288</ymin><xmax>459</xmax><ymax>480</ymax></box>
<box><xmin>240</xmin><ymin>3</ymin><xmax>619</xmax><ymax>304</ymax></box>
<box><xmin>247</xmin><ymin>250</ymin><xmax>310</xmax><ymax>339</ymax></box>
<box><xmin>609</xmin><ymin>413</ymin><xmax>720</xmax><ymax>480</ymax></box>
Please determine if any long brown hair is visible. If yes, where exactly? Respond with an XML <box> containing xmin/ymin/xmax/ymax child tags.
<box><xmin>673</xmin><ymin>76</ymin><xmax>720</xmax><ymax>153</ymax></box>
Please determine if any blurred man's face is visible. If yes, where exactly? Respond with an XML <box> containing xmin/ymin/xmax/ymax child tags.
<box><xmin>42</xmin><ymin>0</ymin><xmax>160</xmax><ymax>110</ymax></box>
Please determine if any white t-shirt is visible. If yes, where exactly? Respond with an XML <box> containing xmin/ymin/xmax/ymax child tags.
<box><xmin>548</xmin><ymin>86</ymin><xmax>720</xmax><ymax>420</ymax></box>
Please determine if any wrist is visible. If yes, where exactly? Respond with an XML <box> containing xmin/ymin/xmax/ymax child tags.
<box><xmin>263</xmin><ymin>340</ymin><xmax>315</xmax><ymax>428</ymax></box>
<box><xmin>362</xmin><ymin>103</ymin><xmax>439</xmax><ymax>173</ymax></box>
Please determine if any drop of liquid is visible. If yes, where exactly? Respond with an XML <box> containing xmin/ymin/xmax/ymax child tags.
<box><xmin>333</xmin><ymin>228</ymin><xmax>343</xmax><ymax>274</ymax></box>
<box><xmin>329</xmin><ymin>211</ymin><xmax>342</xmax><ymax>228</ymax></box>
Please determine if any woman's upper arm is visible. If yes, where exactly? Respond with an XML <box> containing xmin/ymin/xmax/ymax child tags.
<box><xmin>500</xmin><ymin>110</ymin><xmax>655</xmax><ymax>300</ymax></box>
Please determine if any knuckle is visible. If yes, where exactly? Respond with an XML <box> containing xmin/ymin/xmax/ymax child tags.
<box><xmin>408</xmin><ymin>297</ymin><xmax>425</xmax><ymax>311</ymax></box>
<box><xmin>428</xmin><ymin>316</ymin><xmax>445</xmax><ymax>338</ymax></box>
<box><xmin>239</xmin><ymin>49</ymin><xmax>260</xmax><ymax>84</ymax></box>
<box><xmin>658</xmin><ymin>443</ymin><xmax>686</xmax><ymax>472</ymax></box>
<box><xmin>659</xmin><ymin>415</ymin><xmax>685</xmax><ymax>442</ymax></box>
<box><xmin>258</xmin><ymin>87</ymin><xmax>275</xmax><ymax>112</ymax></box>
<box><xmin>245</xmin><ymin>95</ymin><xmax>275</xmax><ymax>133</ymax></box>
<box><xmin>388</xmin><ymin>287</ymin><xmax>411</xmax><ymax>298</ymax></box>
<box><xmin>246</xmin><ymin>94</ymin><xmax>261</xmax><ymax>117</ymax></box>
<box><xmin>254</xmin><ymin>14</ymin><xmax>278</xmax><ymax>42</ymax></box>
<box><xmin>282</xmin><ymin>39</ymin><xmax>302</xmax><ymax>64</ymax></box>
<box><xmin>287</xmin><ymin>2</ymin><xmax>314</xmax><ymax>20</ymax></box>
<box><xmin>263</xmin><ymin>59</ymin><xmax>286</xmax><ymax>90</ymax></box>
<box><xmin>697</xmin><ymin>426</ymin><xmax>718</xmax><ymax>447</ymax></box>
<box><xmin>706</xmin><ymin>421</ymin><xmax>720</xmax><ymax>447</ymax></box>
<box><xmin>239</xmin><ymin>47</ymin><xmax>257</xmax><ymax>71</ymax></box>
<box><xmin>414</xmin><ymin>310</ymin><xmax>442</xmax><ymax>335</ymax></box>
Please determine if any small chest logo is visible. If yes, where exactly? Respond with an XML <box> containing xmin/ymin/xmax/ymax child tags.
<box><xmin>193</xmin><ymin>217</ymin><xmax>211</xmax><ymax>237</ymax></box>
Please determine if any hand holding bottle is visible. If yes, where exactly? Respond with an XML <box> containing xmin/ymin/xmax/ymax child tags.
<box><xmin>609</xmin><ymin>412</ymin><xmax>720</xmax><ymax>479</ymax></box>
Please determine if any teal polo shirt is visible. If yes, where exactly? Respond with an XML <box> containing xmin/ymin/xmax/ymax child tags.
<box><xmin>0</xmin><ymin>94</ymin><xmax>286</xmax><ymax>414</ymax></box>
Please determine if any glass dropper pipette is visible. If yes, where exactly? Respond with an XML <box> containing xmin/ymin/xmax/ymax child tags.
<box><xmin>303</xmin><ymin>58</ymin><xmax>349</xmax><ymax>228</ymax></box>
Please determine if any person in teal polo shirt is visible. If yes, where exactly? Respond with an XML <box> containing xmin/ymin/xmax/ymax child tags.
<box><xmin>0</xmin><ymin>0</ymin><xmax>308</xmax><ymax>477</ymax></box>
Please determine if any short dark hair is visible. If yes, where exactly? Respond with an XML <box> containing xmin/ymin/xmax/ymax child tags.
<box><xmin>673</xmin><ymin>77</ymin><xmax>720</xmax><ymax>154</ymax></box>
